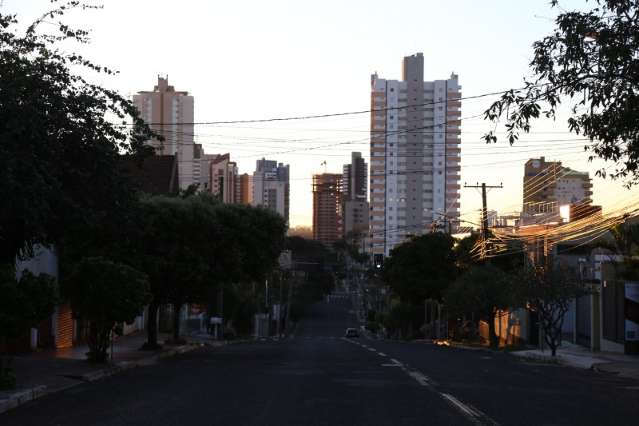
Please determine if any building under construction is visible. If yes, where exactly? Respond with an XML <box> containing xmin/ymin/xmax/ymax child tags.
<box><xmin>312</xmin><ymin>173</ymin><xmax>343</xmax><ymax>244</ymax></box>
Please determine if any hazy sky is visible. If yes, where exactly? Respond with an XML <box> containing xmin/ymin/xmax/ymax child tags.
<box><xmin>7</xmin><ymin>0</ymin><xmax>638</xmax><ymax>227</ymax></box>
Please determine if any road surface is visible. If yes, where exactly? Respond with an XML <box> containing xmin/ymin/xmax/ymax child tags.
<box><xmin>2</xmin><ymin>296</ymin><xmax>638</xmax><ymax>425</ymax></box>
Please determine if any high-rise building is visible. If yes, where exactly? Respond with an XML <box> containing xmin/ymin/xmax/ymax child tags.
<box><xmin>238</xmin><ymin>173</ymin><xmax>253</xmax><ymax>205</ymax></box>
<box><xmin>133</xmin><ymin>77</ymin><xmax>197</xmax><ymax>190</ymax></box>
<box><xmin>252</xmin><ymin>158</ymin><xmax>290</xmax><ymax>223</ymax></box>
<box><xmin>342</xmin><ymin>152</ymin><xmax>369</xmax><ymax>241</ymax></box>
<box><xmin>312</xmin><ymin>173</ymin><xmax>343</xmax><ymax>244</ymax></box>
<box><xmin>209</xmin><ymin>154</ymin><xmax>238</xmax><ymax>203</ymax></box>
<box><xmin>343</xmin><ymin>152</ymin><xmax>368</xmax><ymax>201</ymax></box>
<box><xmin>369</xmin><ymin>53</ymin><xmax>461</xmax><ymax>257</ymax></box>
<box><xmin>523</xmin><ymin>157</ymin><xmax>593</xmax><ymax>219</ymax></box>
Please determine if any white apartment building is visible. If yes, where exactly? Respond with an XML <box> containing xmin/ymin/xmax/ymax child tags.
<box><xmin>252</xmin><ymin>158</ymin><xmax>290</xmax><ymax>224</ymax></box>
<box><xmin>369</xmin><ymin>53</ymin><xmax>461</xmax><ymax>257</ymax></box>
<box><xmin>133</xmin><ymin>76</ymin><xmax>197</xmax><ymax>190</ymax></box>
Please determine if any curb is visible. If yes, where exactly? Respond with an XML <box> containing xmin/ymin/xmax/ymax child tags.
<box><xmin>0</xmin><ymin>385</ymin><xmax>47</xmax><ymax>415</ymax></box>
<box><xmin>510</xmin><ymin>351</ymin><xmax>563</xmax><ymax>365</ymax></box>
<box><xmin>0</xmin><ymin>344</ymin><xmax>201</xmax><ymax>415</ymax></box>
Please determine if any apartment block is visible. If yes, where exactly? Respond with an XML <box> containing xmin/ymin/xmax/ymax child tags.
<box><xmin>312</xmin><ymin>173</ymin><xmax>343</xmax><ymax>244</ymax></box>
<box><xmin>342</xmin><ymin>152</ymin><xmax>369</xmax><ymax>239</ymax></box>
<box><xmin>523</xmin><ymin>157</ymin><xmax>594</xmax><ymax>221</ymax></box>
<box><xmin>238</xmin><ymin>173</ymin><xmax>254</xmax><ymax>205</ymax></box>
<box><xmin>343</xmin><ymin>152</ymin><xmax>368</xmax><ymax>201</ymax></box>
<box><xmin>369</xmin><ymin>53</ymin><xmax>461</xmax><ymax>257</ymax></box>
<box><xmin>252</xmin><ymin>158</ymin><xmax>290</xmax><ymax>224</ymax></box>
<box><xmin>209</xmin><ymin>154</ymin><xmax>238</xmax><ymax>203</ymax></box>
<box><xmin>133</xmin><ymin>76</ymin><xmax>197</xmax><ymax>190</ymax></box>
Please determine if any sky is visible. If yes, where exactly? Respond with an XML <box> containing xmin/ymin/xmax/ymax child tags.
<box><xmin>6</xmin><ymin>0</ymin><xmax>638</xmax><ymax>227</ymax></box>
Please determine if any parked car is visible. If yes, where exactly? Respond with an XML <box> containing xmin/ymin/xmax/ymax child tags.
<box><xmin>345</xmin><ymin>328</ymin><xmax>359</xmax><ymax>338</ymax></box>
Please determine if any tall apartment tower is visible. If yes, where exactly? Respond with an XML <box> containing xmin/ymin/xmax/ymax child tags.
<box><xmin>312</xmin><ymin>173</ymin><xmax>343</xmax><ymax>244</ymax></box>
<box><xmin>209</xmin><ymin>154</ymin><xmax>238</xmax><ymax>203</ymax></box>
<box><xmin>133</xmin><ymin>77</ymin><xmax>197</xmax><ymax>190</ymax></box>
<box><xmin>252</xmin><ymin>158</ymin><xmax>290</xmax><ymax>224</ymax></box>
<box><xmin>523</xmin><ymin>157</ymin><xmax>594</xmax><ymax>220</ymax></box>
<box><xmin>370</xmin><ymin>53</ymin><xmax>461</xmax><ymax>257</ymax></box>
<box><xmin>343</xmin><ymin>152</ymin><xmax>368</xmax><ymax>201</ymax></box>
<box><xmin>342</xmin><ymin>152</ymin><xmax>369</xmax><ymax>240</ymax></box>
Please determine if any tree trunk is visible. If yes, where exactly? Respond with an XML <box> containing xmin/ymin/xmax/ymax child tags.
<box><xmin>87</xmin><ymin>321</ymin><xmax>110</xmax><ymax>363</ymax></box>
<box><xmin>142</xmin><ymin>301</ymin><xmax>160</xmax><ymax>350</ymax></box>
<box><xmin>172</xmin><ymin>302</ymin><xmax>183</xmax><ymax>343</ymax></box>
<box><xmin>488</xmin><ymin>312</ymin><xmax>499</xmax><ymax>349</ymax></box>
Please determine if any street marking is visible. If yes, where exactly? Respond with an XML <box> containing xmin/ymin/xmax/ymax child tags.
<box><xmin>406</xmin><ymin>370</ymin><xmax>433</xmax><ymax>388</ymax></box>
<box><xmin>348</xmin><ymin>338</ymin><xmax>499</xmax><ymax>426</ymax></box>
<box><xmin>441</xmin><ymin>393</ymin><xmax>499</xmax><ymax>426</ymax></box>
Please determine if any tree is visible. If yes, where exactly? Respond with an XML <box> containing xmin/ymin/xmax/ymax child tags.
<box><xmin>0</xmin><ymin>267</ymin><xmax>58</xmax><ymax>388</ymax></box>
<box><xmin>134</xmin><ymin>196</ymin><xmax>210</xmax><ymax>347</ymax></box>
<box><xmin>0</xmin><ymin>2</ymin><xmax>154</xmax><ymax>265</ymax></box>
<box><xmin>445</xmin><ymin>264</ymin><xmax>516</xmax><ymax>348</ymax></box>
<box><xmin>66</xmin><ymin>257</ymin><xmax>149</xmax><ymax>362</ymax></box>
<box><xmin>516</xmin><ymin>263</ymin><xmax>585</xmax><ymax>356</ymax></box>
<box><xmin>135</xmin><ymin>194</ymin><xmax>287</xmax><ymax>347</ymax></box>
<box><xmin>483</xmin><ymin>1</ymin><xmax>639</xmax><ymax>183</ymax></box>
<box><xmin>383</xmin><ymin>233</ymin><xmax>457</xmax><ymax>304</ymax></box>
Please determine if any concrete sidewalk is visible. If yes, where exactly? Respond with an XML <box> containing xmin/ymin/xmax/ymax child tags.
<box><xmin>510</xmin><ymin>341</ymin><xmax>639</xmax><ymax>380</ymax></box>
<box><xmin>0</xmin><ymin>332</ymin><xmax>203</xmax><ymax>414</ymax></box>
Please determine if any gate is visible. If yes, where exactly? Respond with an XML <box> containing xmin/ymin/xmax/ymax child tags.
<box><xmin>576</xmin><ymin>294</ymin><xmax>591</xmax><ymax>347</ymax></box>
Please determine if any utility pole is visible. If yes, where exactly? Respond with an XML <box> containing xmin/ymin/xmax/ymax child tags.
<box><xmin>463</xmin><ymin>182</ymin><xmax>503</xmax><ymax>259</ymax></box>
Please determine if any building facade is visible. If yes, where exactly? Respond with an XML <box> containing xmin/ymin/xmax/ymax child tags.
<box><xmin>238</xmin><ymin>173</ymin><xmax>253</xmax><ymax>204</ymax></box>
<box><xmin>133</xmin><ymin>76</ymin><xmax>197</xmax><ymax>190</ymax></box>
<box><xmin>312</xmin><ymin>173</ymin><xmax>343</xmax><ymax>244</ymax></box>
<box><xmin>523</xmin><ymin>157</ymin><xmax>594</xmax><ymax>222</ymax></box>
<box><xmin>252</xmin><ymin>158</ymin><xmax>290</xmax><ymax>223</ymax></box>
<box><xmin>209</xmin><ymin>154</ymin><xmax>238</xmax><ymax>203</ymax></box>
<box><xmin>369</xmin><ymin>53</ymin><xmax>461</xmax><ymax>257</ymax></box>
<box><xmin>343</xmin><ymin>152</ymin><xmax>368</xmax><ymax>201</ymax></box>
<box><xmin>342</xmin><ymin>152</ymin><xmax>369</xmax><ymax>241</ymax></box>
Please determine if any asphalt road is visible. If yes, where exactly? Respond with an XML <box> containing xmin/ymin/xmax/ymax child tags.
<box><xmin>2</xmin><ymin>295</ymin><xmax>638</xmax><ymax>426</ymax></box>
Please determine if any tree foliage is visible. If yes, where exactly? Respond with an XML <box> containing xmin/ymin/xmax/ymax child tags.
<box><xmin>0</xmin><ymin>268</ymin><xmax>58</xmax><ymax>342</ymax></box>
<box><xmin>0</xmin><ymin>2</ymin><xmax>154</xmax><ymax>263</ymax></box>
<box><xmin>66</xmin><ymin>257</ymin><xmax>149</xmax><ymax>362</ymax></box>
<box><xmin>483</xmin><ymin>1</ymin><xmax>639</xmax><ymax>183</ymax></box>
<box><xmin>0</xmin><ymin>267</ymin><xmax>58</xmax><ymax>388</ymax></box>
<box><xmin>445</xmin><ymin>264</ymin><xmax>515</xmax><ymax>348</ymax></box>
<box><xmin>383</xmin><ymin>233</ymin><xmax>457</xmax><ymax>304</ymax></box>
<box><xmin>135</xmin><ymin>194</ymin><xmax>287</xmax><ymax>346</ymax></box>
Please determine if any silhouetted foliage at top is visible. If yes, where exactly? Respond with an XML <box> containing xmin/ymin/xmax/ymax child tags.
<box><xmin>0</xmin><ymin>2</ymin><xmax>155</xmax><ymax>263</ymax></box>
<box><xmin>484</xmin><ymin>1</ymin><xmax>639</xmax><ymax>184</ymax></box>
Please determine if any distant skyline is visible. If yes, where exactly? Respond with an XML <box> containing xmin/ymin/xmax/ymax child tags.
<box><xmin>7</xmin><ymin>0</ymin><xmax>638</xmax><ymax>227</ymax></box>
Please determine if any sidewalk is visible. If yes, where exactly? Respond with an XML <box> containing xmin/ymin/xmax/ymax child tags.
<box><xmin>0</xmin><ymin>332</ymin><xmax>202</xmax><ymax>414</ymax></box>
<box><xmin>510</xmin><ymin>341</ymin><xmax>639</xmax><ymax>380</ymax></box>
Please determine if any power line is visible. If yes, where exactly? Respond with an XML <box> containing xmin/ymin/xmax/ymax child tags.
<box><xmin>123</xmin><ymin>86</ymin><xmax>532</xmax><ymax>126</ymax></box>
